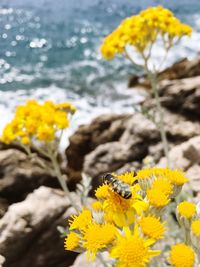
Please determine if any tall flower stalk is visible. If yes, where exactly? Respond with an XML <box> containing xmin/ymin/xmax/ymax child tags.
<box><xmin>100</xmin><ymin>6</ymin><xmax>192</xmax><ymax>166</ymax></box>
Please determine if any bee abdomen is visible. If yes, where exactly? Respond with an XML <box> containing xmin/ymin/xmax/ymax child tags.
<box><xmin>115</xmin><ymin>184</ymin><xmax>132</xmax><ymax>199</ymax></box>
<box><xmin>102</xmin><ymin>173</ymin><xmax>132</xmax><ymax>199</ymax></box>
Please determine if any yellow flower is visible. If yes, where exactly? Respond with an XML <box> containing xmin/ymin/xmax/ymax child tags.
<box><xmin>69</xmin><ymin>209</ymin><xmax>92</xmax><ymax>231</ymax></box>
<box><xmin>135</xmin><ymin>168</ymin><xmax>156</xmax><ymax>191</ymax></box>
<box><xmin>95</xmin><ymin>184</ymin><xmax>110</xmax><ymax>199</ymax></box>
<box><xmin>169</xmin><ymin>243</ymin><xmax>195</xmax><ymax>267</ymax></box>
<box><xmin>102</xmin><ymin>185</ymin><xmax>147</xmax><ymax>227</ymax></box>
<box><xmin>96</xmin><ymin>182</ymin><xmax>146</xmax><ymax>227</ymax></box>
<box><xmin>139</xmin><ymin>215</ymin><xmax>166</xmax><ymax>240</ymax></box>
<box><xmin>191</xmin><ymin>219</ymin><xmax>200</xmax><ymax>237</ymax></box>
<box><xmin>152</xmin><ymin>178</ymin><xmax>173</xmax><ymax>197</ymax></box>
<box><xmin>147</xmin><ymin>187</ymin><xmax>170</xmax><ymax>208</ymax></box>
<box><xmin>83</xmin><ymin>223</ymin><xmax>117</xmax><ymax>260</ymax></box>
<box><xmin>136</xmin><ymin>168</ymin><xmax>188</xmax><ymax>185</ymax></box>
<box><xmin>136</xmin><ymin>168</ymin><xmax>159</xmax><ymax>180</ymax></box>
<box><xmin>21</xmin><ymin>136</ymin><xmax>30</xmax><ymax>145</ymax></box>
<box><xmin>110</xmin><ymin>226</ymin><xmax>160</xmax><ymax>267</ymax></box>
<box><xmin>37</xmin><ymin>124</ymin><xmax>55</xmax><ymax>142</ymax></box>
<box><xmin>44</xmin><ymin>100</ymin><xmax>55</xmax><ymax>109</ymax></box>
<box><xmin>64</xmin><ymin>232</ymin><xmax>80</xmax><ymax>251</ymax></box>
<box><xmin>101</xmin><ymin>6</ymin><xmax>192</xmax><ymax>60</ymax></box>
<box><xmin>1</xmin><ymin>99</ymin><xmax>76</xmax><ymax>145</ymax></box>
<box><xmin>167</xmin><ymin>169</ymin><xmax>188</xmax><ymax>186</ymax></box>
<box><xmin>1</xmin><ymin>124</ymin><xmax>16</xmax><ymax>144</ymax></box>
<box><xmin>25</xmin><ymin>118</ymin><xmax>39</xmax><ymax>134</ymax></box>
<box><xmin>56</xmin><ymin>102</ymin><xmax>77</xmax><ymax>114</ymax></box>
<box><xmin>177</xmin><ymin>201</ymin><xmax>196</xmax><ymax>219</ymax></box>
<box><xmin>136</xmin><ymin>168</ymin><xmax>187</xmax><ymax>195</ymax></box>
<box><xmin>54</xmin><ymin>111</ymin><xmax>69</xmax><ymax>129</ymax></box>
<box><xmin>117</xmin><ymin>171</ymin><xmax>136</xmax><ymax>185</ymax></box>
<box><xmin>41</xmin><ymin>110</ymin><xmax>55</xmax><ymax>125</ymax></box>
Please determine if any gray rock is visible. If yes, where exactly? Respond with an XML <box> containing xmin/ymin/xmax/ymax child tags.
<box><xmin>0</xmin><ymin>186</ymin><xmax>78</xmax><ymax>267</ymax></box>
<box><xmin>0</xmin><ymin>149</ymin><xmax>58</xmax><ymax>203</ymax></box>
<box><xmin>65</xmin><ymin>114</ymin><xmax>131</xmax><ymax>183</ymax></box>
<box><xmin>83</xmin><ymin>114</ymin><xmax>160</xmax><ymax>179</ymax></box>
<box><xmin>159</xmin><ymin>76</ymin><xmax>200</xmax><ymax>116</ymax></box>
<box><xmin>68</xmin><ymin>109</ymin><xmax>200</xmax><ymax>182</ymax></box>
<box><xmin>183</xmin><ymin>136</ymin><xmax>200</xmax><ymax>164</ymax></box>
<box><xmin>0</xmin><ymin>255</ymin><xmax>5</xmax><ymax>267</ymax></box>
<box><xmin>128</xmin><ymin>55</ymin><xmax>200</xmax><ymax>88</ymax></box>
<box><xmin>186</xmin><ymin>164</ymin><xmax>200</xmax><ymax>195</ymax></box>
<box><xmin>158</xmin><ymin>136</ymin><xmax>200</xmax><ymax>196</ymax></box>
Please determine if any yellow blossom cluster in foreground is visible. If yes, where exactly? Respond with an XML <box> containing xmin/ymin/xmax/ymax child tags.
<box><xmin>1</xmin><ymin>100</ymin><xmax>76</xmax><ymax>145</ymax></box>
<box><xmin>65</xmin><ymin>168</ymin><xmax>200</xmax><ymax>267</ymax></box>
<box><xmin>100</xmin><ymin>6</ymin><xmax>192</xmax><ymax>59</ymax></box>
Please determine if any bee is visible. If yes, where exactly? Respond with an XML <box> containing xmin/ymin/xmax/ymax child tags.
<box><xmin>102</xmin><ymin>173</ymin><xmax>132</xmax><ymax>199</ymax></box>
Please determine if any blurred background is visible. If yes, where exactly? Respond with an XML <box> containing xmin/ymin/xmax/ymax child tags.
<box><xmin>0</xmin><ymin>0</ymin><xmax>200</xmax><ymax>136</ymax></box>
<box><xmin>0</xmin><ymin>2</ymin><xmax>200</xmax><ymax>267</ymax></box>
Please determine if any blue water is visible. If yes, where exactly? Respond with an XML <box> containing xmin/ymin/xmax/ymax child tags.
<box><xmin>0</xmin><ymin>0</ymin><xmax>200</xmax><ymax>132</ymax></box>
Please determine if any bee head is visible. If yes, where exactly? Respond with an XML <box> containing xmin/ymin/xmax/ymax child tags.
<box><xmin>102</xmin><ymin>173</ymin><xmax>113</xmax><ymax>184</ymax></box>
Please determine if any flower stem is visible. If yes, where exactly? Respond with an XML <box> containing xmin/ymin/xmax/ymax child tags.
<box><xmin>22</xmin><ymin>142</ymin><xmax>80</xmax><ymax>212</ymax></box>
<box><xmin>49</xmin><ymin>152</ymin><xmax>80</xmax><ymax>212</ymax></box>
<box><xmin>183</xmin><ymin>227</ymin><xmax>191</xmax><ymax>245</ymax></box>
<box><xmin>141</xmin><ymin>55</ymin><xmax>170</xmax><ymax>167</ymax></box>
<box><xmin>146</xmin><ymin>70</ymin><xmax>170</xmax><ymax>167</ymax></box>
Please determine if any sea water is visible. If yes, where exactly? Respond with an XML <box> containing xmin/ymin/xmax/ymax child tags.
<box><xmin>0</xmin><ymin>0</ymin><xmax>200</xmax><ymax>145</ymax></box>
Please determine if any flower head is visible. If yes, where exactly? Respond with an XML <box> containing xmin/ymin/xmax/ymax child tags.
<box><xmin>177</xmin><ymin>201</ymin><xmax>196</xmax><ymax>219</ymax></box>
<box><xmin>37</xmin><ymin>124</ymin><xmax>55</xmax><ymax>142</ymax></box>
<box><xmin>101</xmin><ymin>185</ymin><xmax>147</xmax><ymax>227</ymax></box>
<box><xmin>152</xmin><ymin>178</ymin><xmax>173</xmax><ymax>197</ymax></box>
<box><xmin>64</xmin><ymin>232</ymin><xmax>80</xmax><ymax>251</ymax></box>
<box><xmin>95</xmin><ymin>184</ymin><xmax>110</xmax><ymax>199</ymax></box>
<box><xmin>69</xmin><ymin>209</ymin><xmax>92</xmax><ymax>231</ymax></box>
<box><xmin>191</xmin><ymin>219</ymin><xmax>200</xmax><ymax>237</ymax></box>
<box><xmin>83</xmin><ymin>223</ymin><xmax>117</xmax><ymax>260</ymax></box>
<box><xmin>167</xmin><ymin>169</ymin><xmax>188</xmax><ymax>186</ymax></box>
<box><xmin>139</xmin><ymin>215</ymin><xmax>166</xmax><ymax>240</ymax></box>
<box><xmin>117</xmin><ymin>171</ymin><xmax>136</xmax><ymax>185</ymax></box>
<box><xmin>147</xmin><ymin>187</ymin><xmax>170</xmax><ymax>208</ymax></box>
<box><xmin>110</xmin><ymin>226</ymin><xmax>160</xmax><ymax>267</ymax></box>
<box><xmin>169</xmin><ymin>243</ymin><xmax>195</xmax><ymax>267</ymax></box>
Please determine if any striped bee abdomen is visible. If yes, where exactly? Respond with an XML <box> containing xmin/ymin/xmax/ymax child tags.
<box><xmin>102</xmin><ymin>173</ymin><xmax>132</xmax><ymax>199</ymax></box>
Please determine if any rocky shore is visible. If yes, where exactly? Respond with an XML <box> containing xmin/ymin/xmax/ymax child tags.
<box><xmin>0</xmin><ymin>54</ymin><xmax>200</xmax><ymax>267</ymax></box>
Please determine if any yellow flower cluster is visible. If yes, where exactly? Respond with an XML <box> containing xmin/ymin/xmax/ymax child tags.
<box><xmin>1</xmin><ymin>100</ymin><xmax>76</xmax><ymax>145</ymax></box>
<box><xmin>136</xmin><ymin>167</ymin><xmax>188</xmax><ymax>197</ymax></box>
<box><xmin>65</xmin><ymin>168</ymin><xmax>197</xmax><ymax>266</ymax></box>
<box><xmin>100</xmin><ymin>6</ymin><xmax>192</xmax><ymax>59</ymax></box>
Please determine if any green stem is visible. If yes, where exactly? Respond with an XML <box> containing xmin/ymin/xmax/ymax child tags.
<box><xmin>141</xmin><ymin>55</ymin><xmax>170</xmax><ymax>167</ymax></box>
<box><xmin>147</xmin><ymin>70</ymin><xmax>170</xmax><ymax>166</ymax></box>
<box><xmin>22</xmin><ymin>142</ymin><xmax>80</xmax><ymax>213</ymax></box>
<box><xmin>197</xmin><ymin>251</ymin><xmax>200</xmax><ymax>266</ymax></box>
<box><xmin>49</xmin><ymin>153</ymin><xmax>80</xmax><ymax>212</ymax></box>
<box><xmin>125</xmin><ymin>50</ymin><xmax>170</xmax><ymax>166</ymax></box>
<box><xmin>183</xmin><ymin>227</ymin><xmax>191</xmax><ymax>245</ymax></box>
